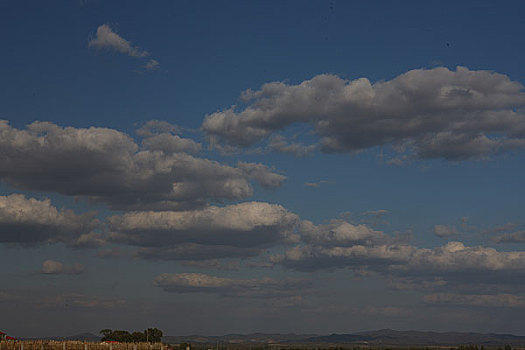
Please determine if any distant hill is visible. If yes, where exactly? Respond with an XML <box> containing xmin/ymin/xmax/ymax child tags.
<box><xmin>308</xmin><ymin>329</ymin><xmax>525</xmax><ymax>346</ymax></box>
<box><xmin>64</xmin><ymin>333</ymin><xmax>101</xmax><ymax>342</ymax></box>
<box><xmin>163</xmin><ymin>329</ymin><xmax>525</xmax><ymax>346</ymax></box>
<box><xmin>162</xmin><ymin>333</ymin><xmax>317</xmax><ymax>345</ymax></box>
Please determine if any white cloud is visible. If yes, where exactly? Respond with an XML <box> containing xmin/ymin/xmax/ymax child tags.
<box><xmin>202</xmin><ymin>66</ymin><xmax>525</xmax><ymax>161</ymax></box>
<box><xmin>136</xmin><ymin>120</ymin><xmax>180</xmax><ymax>137</ymax></box>
<box><xmin>88</xmin><ymin>24</ymin><xmax>160</xmax><ymax>70</ymax></box>
<box><xmin>272</xmin><ymin>216</ymin><xmax>525</xmax><ymax>295</ymax></box>
<box><xmin>300</xmin><ymin>219</ymin><xmax>388</xmax><ymax>246</ymax></box>
<box><xmin>268</xmin><ymin>135</ymin><xmax>316</xmax><ymax>156</ymax></box>
<box><xmin>0</xmin><ymin>194</ymin><xmax>99</xmax><ymax>246</ymax></box>
<box><xmin>154</xmin><ymin>272</ymin><xmax>311</xmax><ymax>298</ymax></box>
<box><xmin>278</xmin><ymin>239</ymin><xmax>525</xmax><ymax>276</ymax></box>
<box><xmin>142</xmin><ymin>133</ymin><xmax>202</xmax><ymax>155</ymax></box>
<box><xmin>236</xmin><ymin>162</ymin><xmax>287</xmax><ymax>188</ymax></box>
<box><xmin>0</xmin><ymin>121</ymin><xmax>284</xmax><ymax>211</ymax></box>
<box><xmin>41</xmin><ymin>260</ymin><xmax>84</xmax><ymax>275</ymax></box>
<box><xmin>88</xmin><ymin>24</ymin><xmax>149</xmax><ymax>58</ymax></box>
<box><xmin>107</xmin><ymin>201</ymin><xmax>299</xmax><ymax>249</ymax></box>
<box><xmin>433</xmin><ymin>224</ymin><xmax>458</xmax><ymax>237</ymax></box>
<box><xmin>144</xmin><ymin>59</ymin><xmax>160</xmax><ymax>70</ymax></box>
<box><xmin>492</xmin><ymin>230</ymin><xmax>525</xmax><ymax>243</ymax></box>
<box><xmin>304</xmin><ymin>180</ymin><xmax>333</xmax><ymax>188</ymax></box>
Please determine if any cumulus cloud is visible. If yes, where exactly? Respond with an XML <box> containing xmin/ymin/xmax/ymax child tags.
<box><xmin>423</xmin><ymin>293</ymin><xmax>525</xmax><ymax>308</ymax></box>
<box><xmin>142</xmin><ymin>133</ymin><xmax>202</xmax><ymax>155</ymax></box>
<box><xmin>277</xmin><ymin>239</ymin><xmax>525</xmax><ymax>276</ymax></box>
<box><xmin>136</xmin><ymin>120</ymin><xmax>180</xmax><ymax>137</ymax></box>
<box><xmin>271</xmin><ymin>216</ymin><xmax>525</xmax><ymax>297</ymax></box>
<box><xmin>88</xmin><ymin>24</ymin><xmax>149</xmax><ymax>58</ymax></box>
<box><xmin>138</xmin><ymin>120</ymin><xmax>202</xmax><ymax>154</ymax></box>
<box><xmin>40</xmin><ymin>260</ymin><xmax>84</xmax><ymax>275</ymax></box>
<box><xmin>433</xmin><ymin>224</ymin><xmax>458</xmax><ymax>237</ymax></box>
<box><xmin>400</xmin><ymin>241</ymin><xmax>525</xmax><ymax>274</ymax></box>
<box><xmin>0</xmin><ymin>121</ymin><xmax>284</xmax><ymax>211</ymax></box>
<box><xmin>202</xmin><ymin>66</ymin><xmax>525</xmax><ymax>161</ymax></box>
<box><xmin>487</xmin><ymin>223</ymin><xmax>525</xmax><ymax>243</ymax></box>
<box><xmin>0</xmin><ymin>194</ymin><xmax>99</xmax><ymax>246</ymax></box>
<box><xmin>299</xmin><ymin>219</ymin><xmax>387</xmax><ymax>247</ymax></box>
<box><xmin>154</xmin><ymin>272</ymin><xmax>311</xmax><ymax>298</ymax></box>
<box><xmin>492</xmin><ymin>230</ymin><xmax>525</xmax><ymax>243</ymax></box>
<box><xmin>268</xmin><ymin>136</ymin><xmax>316</xmax><ymax>156</ymax></box>
<box><xmin>236</xmin><ymin>162</ymin><xmax>287</xmax><ymax>188</ymax></box>
<box><xmin>107</xmin><ymin>202</ymin><xmax>299</xmax><ymax>261</ymax></box>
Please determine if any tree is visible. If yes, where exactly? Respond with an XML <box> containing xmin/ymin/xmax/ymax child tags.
<box><xmin>145</xmin><ymin>328</ymin><xmax>163</xmax><ymax>343</ymax></box>
<box><xmin>179</xmin><ymin>343</ymin><xmax>191</xmax><ymax>350</ymax></box>
<box><xmin>100</xmin><ymin>328</ymin><xmax>163</xmax><ymax>343</ymax></box>
<box><xmin>132</xmin><ymin>332</ymin><xmax>147</xmax><ymax>342</ymax></box>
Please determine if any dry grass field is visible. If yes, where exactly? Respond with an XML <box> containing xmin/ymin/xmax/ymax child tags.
<box><xmin>0</xmin><ymin>341</ymin><xmax>166</xmax><ymax>350</ymax></box>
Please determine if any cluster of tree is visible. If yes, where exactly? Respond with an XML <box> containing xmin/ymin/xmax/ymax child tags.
<box><xmin>178</xmin><ymin>343</ymin><xmax>191</xmax><ymax>350</ymax></box>
<box><xmin>100</xmin><ymin>328</ymin><xmax>163</xmax><ymax>343</ymax></box>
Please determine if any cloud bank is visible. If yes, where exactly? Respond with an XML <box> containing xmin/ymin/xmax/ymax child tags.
<box><xmin>0</xmin><ymin>194</ymin><xmax>99</xmax><ymax>246</ymax></box>
<box><xmin>107</xmin><ymin>201</ymin><xmax>299</xmax><ymax>260</ymax></box>
<box><xmin>0</xmin><ymin>121</ymin><xmax>285</xmax><ymax>211</ymax></box>
<box><xmin>202</xmin><ymin>66</ymin><xmax>525</xmax><ymax>161</ymax></box>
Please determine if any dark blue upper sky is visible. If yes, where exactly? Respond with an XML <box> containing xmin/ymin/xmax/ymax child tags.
<box><xmin>1</xmin><ymin>0</ymin><xmax>525</xmax><ymax>338</ymax></box>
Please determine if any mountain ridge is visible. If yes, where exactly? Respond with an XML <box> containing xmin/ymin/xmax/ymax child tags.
<box><xmin>162</xmin><ymin>329</ymin><xmax>525</xmax><ymax>346</ymax></box>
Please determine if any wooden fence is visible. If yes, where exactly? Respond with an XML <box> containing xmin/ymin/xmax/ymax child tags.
<box><xmin>0</xmin><ymin>341</ymin><xmax>166</xmax><ymax>350</ymax></box>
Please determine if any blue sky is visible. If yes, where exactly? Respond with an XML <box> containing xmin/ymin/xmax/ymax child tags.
<box><xmin>2</xmin><ymin>0</ymin><xmax>525</xmax><ymax>338</ymax></box>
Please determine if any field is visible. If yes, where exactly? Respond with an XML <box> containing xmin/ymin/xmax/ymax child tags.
<box><xmin>0</xmin><ymin>341</ymin><xmax>166</xmax><ymax>350</ymax></box>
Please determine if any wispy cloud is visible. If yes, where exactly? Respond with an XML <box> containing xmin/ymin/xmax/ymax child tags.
<box><xmin>304</xmin><ymin>180</ymin><xmax>333</xmax><ymax>188</ymax></box>
<box><xmin>88</xmin><ymin>24</ymin><xmax>160</xmax><ymax>69</ymax></box>
<box><xmin>88</xmin><ymin>24</ymin><xmax>148</xmax><ymax>57</ymax></box>
<box><xmin>144</xmin><ymin>59</ymin><xmax>160</xmax><ymax>70</ymax></box>
<box><xmin>433</xmin><ymin>224</ymin><xmax>458</xmax><ymax>238</ymax></box>
<box><xmin>40</xmin><ymin>260</ymin><xmax>84</xmax><ymax>275</ymax></box>
<box><xmin>423</xmin><ymin>293</ymin><xmax>525</xmax><ymax>308</ymax></box>
<box><xmin>154</xmin><ymin>272</ymin><xmax>311</xmax><ymax>298</ymax></box>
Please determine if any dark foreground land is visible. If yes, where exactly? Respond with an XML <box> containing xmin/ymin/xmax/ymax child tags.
<box><xmin>162</xmin><ymin>330</ymin><xmax>525</xmax><ymax>348</ymax></box>
<box><xmin>9</xmin><ymin>330</ymin><xmax>525</xmax><ymax>350</ymax></box>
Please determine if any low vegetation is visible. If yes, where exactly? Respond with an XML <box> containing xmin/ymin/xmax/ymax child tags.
<box><xmin>100</xmin><ymin>329</ymin><xmax>163</xmax><ymax>343</ymax></box>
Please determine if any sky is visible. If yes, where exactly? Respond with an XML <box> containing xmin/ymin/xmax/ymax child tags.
<box><xmin>1</xmin><ymin>0</ymin><xmax>525</xmax><ymax>338</ymax></box>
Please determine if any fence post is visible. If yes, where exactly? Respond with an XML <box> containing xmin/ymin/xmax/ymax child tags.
<box><xmin>84</xmin><ymin>344</ymin><xmax>88</xmax><ymax>350</ymax></box>
<box><xmin>63</xmin><ymin>342</ymin><xmax>66</xmax><ymax>350</ymax></box>
<box><xmin>20</xmin><ymin>342</ymin><xmax>23</xmax><ymax>350</ymax></box>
